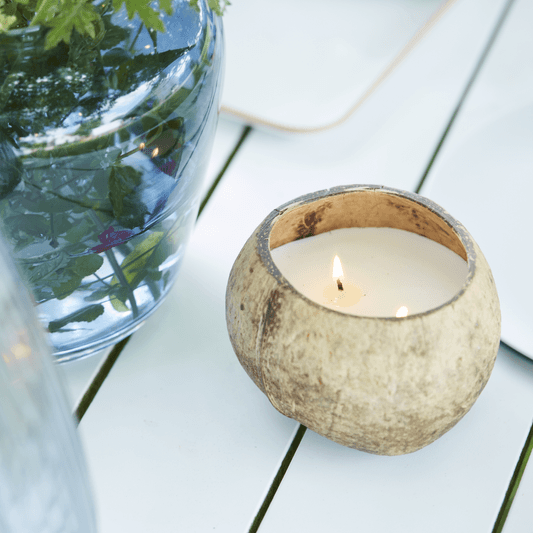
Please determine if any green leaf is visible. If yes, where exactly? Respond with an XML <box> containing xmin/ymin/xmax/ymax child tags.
<box><xmin>135</xmin><ymin>3</ymin><xmax>164</xmax><ymax>33</ymax></box>
<box><xmin>102</xmin><ymin>47</ymin><xmax>132</xmax><ymax>67</ymax></box>
<box><xmin>109</xmin><ymin>284</ymin><xmax>129</xmax><ymax>312</ymax></box>
<box><xmin>207</xmin><ymin>0</ymin><xmax>229</xmax><ymax>16</ymax></box>
<box><xmin>65</xmin><ymin>218</ymin><xmax>93</xmax><ymax>243</ymax></box>
<box><xmin>189</xmin><ymin>0</ymin><xmax>229</xmax><ymax>16</ymax></box>
<box><xmin>21</xmin><ymin>253</ymin><xmax>70</xmax><ymax>284</ymax></box>
<box><xmin>48</xmin><ymin>304</ymin><xmax>104</xmax><ymax>333</ymax></box>
<box><xmin>117</xmin><ymin>191</ymin><xmax>149</xmax><ymax>229</ymax></box>
<box><xmin>0</xmin><ymin>12</ymin><xmax>17</xmax><ymax>32</ymax></box>
<box><xmin>47</xmin><ymin>253</ymin><xmax>103</xmax><ymax>300</ymax></box>
<box><xmin>33</xmin><ymin>197</ymin><xmax>78</xmax><ymax>214</ymax></box>
<box><xmin>31</xmin><ymin>0</ymin><xmax>60</xmax><ymax>26</ymax></box>
<box><xmin>108</xmin><ymin>231</ymin><xmax>163</xmax><ymax>311</ymax></box>
<box><xmin>108</xmin><ymin>164</ymin><xmax>148</xmax><ymax>228</ymax></box>
<box><xmin>64</xmin><ymin>242</ymin><xmax>87</xmax><ymax>255</ymax></box>
<box><xmin>113</xmin><ymin>0</ymin><xmax>164</xmax><ymax>33</ymax></box>
<box><xmin>51</xmin><ymin>273</ymin><xmax>82</xmax><ymax>299</ymax></box>
<box><xmin>50</xmin><ymin>213</ymin><xmax>72</xmax><ymax>235</ymax></box>
<box><xmin>113</xmin><ymin>231</ymin><xmax>163</xmax><ymax>287</ymax></box>
<box><xmin>149</xmin><ymin>232</ymin><xmax>174</xmax><ymax>270</ymax></box>
<box><xmin>110</xmin><ymin>293</ymin><xmax>129</xmax><ymax>312</ymax></box>
<box><xmin>108</xmin><ymin>164</ymin><xmax>142</xmax><ymax>219</ymax></box>
<box><xmin>71</xmin><ymin>254</ymin><xmax>104</xmax><ymax>278</ymax></box>
<box><xmin>42</xmin><ymin>0</ymin><xmax>100</xmax><ymax>49</ymax></box>
<box><xmin>84</xmin><ymin>287</ymin><xmax>113</xmax><ymax>302</ymax></box>
<box><xmin>159</xmin><ymin>0</ymin><xmax>172</xmax><ymax>16</ymax></box>
<box><xmin>5</xmin><ymin>214</ymin><xmax>49</xmax><ymax>238</ymax></box>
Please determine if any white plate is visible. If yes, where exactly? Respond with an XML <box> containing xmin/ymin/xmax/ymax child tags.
<box><xmin>221</xmin><ymin>0</ymin><xmax>450</xmax><ymax>131</ymax></box>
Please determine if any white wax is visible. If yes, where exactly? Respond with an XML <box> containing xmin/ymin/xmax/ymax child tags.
<box><xmin>270</xmin><ymin>228</ymin><xmax>468</xmax><ymax>317</ymax></box>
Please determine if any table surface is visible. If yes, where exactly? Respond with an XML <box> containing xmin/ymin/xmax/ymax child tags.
<box><xmin>58</xmin><ymin>0</ymin><xmax>533</xmax><ymax>531</ymax></box>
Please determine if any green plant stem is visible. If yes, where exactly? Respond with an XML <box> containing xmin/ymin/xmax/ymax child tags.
<box><xmin>104</xmin><ymin>246</ymin><xmax>139</xmax><ymax>317</ymax></box>
<box><xmin>147</xmin><ymin>27</ymin><xmax>157</xmax><ymax>53</ymax></box>
<box><xmin>49</xmin><ymin>212</ymin><xmax>58</xmax><ymax>247</ymax></box>
<box><xmin>145</xmin><ymin>278</ymin><xmax>161</xmax><ymax>301</ymax></box>
<box><xmin>93</xmin><ymin>271</ymin><xmax>112</xmax><ymax>288</ymax></box>
<box><xmin>129</xmin><ymin>22</ymin><xmax>144</xmax><ymax>54</ymax></box>
<box><xmin>88</xmin><ymin>210</ymin><xmax>139</xmax><ymax>317</ymax></box>
<box><xmin>35</xmin><ymin>270</ymin><xmax>116</xmax><ymax>304</ymax></box>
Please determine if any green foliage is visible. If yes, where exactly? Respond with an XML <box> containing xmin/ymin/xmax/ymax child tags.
<box><xmin>112</xmin><ymin>0</ymin><xmax>165</xmax><ymax>34</ymax></box>
<box><xmin>189</xmin><ymin>0</ymin><xmax>229</xmax><ymax>16</ymax></box>
<box><xmin>48</xmin><ymin>303</ymin><xmax>104</xmax><ymax>332</ymax></box>
<box><xmin>0</xmin><ymin>128</ymin><xmax>22</xmax><ymax>198</ymax></box>
<box><xmin>108</xmin><ymin>164</ymin><xmax>142</xmax><ymax>219</ymax></box>
<box><xmin>49</xmin><ymin>255</ymin><xmax>104</xmax><ymax>299</ymax></box>
<box><xmin>109</xmin><ymin>230</ymin><xmax>163</xmax><ymax>311</ymax></box>
<box><xmin>33</xmin><ymin>0</ymin><xmax>101</xmax><ymax>49</ymax></box>
<box><xmin>1</xmin><ymin>0</ymin><xmax>227</xmax><ymax>49</ymax></box>
<box><xmin>109</xmin><ymin>164</ymin><xmax>149</xmax><ymax>229</ymax></box>
<box><xmin>0</xmin><ymin>0</ymin><xmax>217</xmax><ymax>333</ymax></box>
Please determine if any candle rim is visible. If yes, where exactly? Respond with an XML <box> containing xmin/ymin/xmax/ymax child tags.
<box><xmin>258</xmin><ymin>184</ymin><xmax>476</xmax><ymax>320</ymax></box>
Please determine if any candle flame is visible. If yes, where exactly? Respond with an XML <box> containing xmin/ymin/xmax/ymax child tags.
<box><xmin>396</xmin><ymin>306</ymin><xmax>409</xmax><ymax>318</ymax></box>
<box><xmin>332</xmin><ymin>255</ymin><xmax>344</xmax><ymax>280</ymax></box>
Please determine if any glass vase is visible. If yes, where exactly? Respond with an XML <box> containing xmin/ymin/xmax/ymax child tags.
<box><xmin>0</xmin><ymin>237</ymin><xmax>96</xmax><ymax>532</ymax></box>
<box><xmin>0</xmin><ymin>0</ymin><xmax>224</xmax><ymax>361</ymax></box>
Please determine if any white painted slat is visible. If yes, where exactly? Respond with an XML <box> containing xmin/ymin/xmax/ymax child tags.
<box><xmin>420</xmin><ymin>0</ymin><xmax>533</xmax><ymax>358</ymax></box>
<box><xmin>58</xmin><ymin>118</ymin><xmax>244</xmax><ymax>412</ymax></box>
<box><xmin>76</xmin><ymin>0</ymin><xmax>514</xmax><ymax>530</ymax></box>
<box><xmin>259</xmin><ymin>345</ymin><xmax>533</xmax><ymax>533</ymax></box>
<box><xmin>78</xmin><ymin>282</ymin><xmax>297</xmax><ymax>532</ymax></box>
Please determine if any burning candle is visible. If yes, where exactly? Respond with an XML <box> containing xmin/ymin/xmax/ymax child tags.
<box><xmin>270</xmin><ymin>227</ymin><xmax>468</xmax><ymax>317</ymax></box>
<box><xmin>226</xmin><ymin>185</ymin><xmax>500</xmax><ymax>455</ymax></box>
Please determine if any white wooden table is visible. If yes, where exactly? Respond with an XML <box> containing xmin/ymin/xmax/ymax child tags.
<box><xmin>58</xmin><ymin>0</ymin><xmax>533</xmax><ymax>531</ymax></box>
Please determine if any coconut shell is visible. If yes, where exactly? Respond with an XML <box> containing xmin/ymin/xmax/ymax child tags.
<box><xmin>226</xmin><ymin>185</ymin><xmax>500</xmax><ymax>455</ymax></box>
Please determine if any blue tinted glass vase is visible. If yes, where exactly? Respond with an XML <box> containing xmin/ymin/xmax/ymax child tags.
<box><xmin>0</xmin><ymin>0</ymin><xmax>224</xmax><ymax>361</ymax></box>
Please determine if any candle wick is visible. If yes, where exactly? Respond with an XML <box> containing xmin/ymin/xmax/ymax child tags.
<box><xmin>336</xmin><ymin>279</ymin><xmax>344</xmax><ymax>291</ymax></box>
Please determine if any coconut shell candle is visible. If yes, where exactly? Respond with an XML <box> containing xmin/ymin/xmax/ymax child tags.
<box><xmin>225</xmin><ymin>185</ymin><xmax>500</xmax><ymax>455</ymax></box>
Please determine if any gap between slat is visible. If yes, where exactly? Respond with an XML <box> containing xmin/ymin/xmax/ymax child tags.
<box><xmin>415</xmin><ymin>0</ymin><xmax>516</xmax><ymax>194</ymax></box>
<box><xmin>492</xmin><ymin>420</ymin><xmax>533</xmax><ymax>533</ymax></box>
<box><xmin>248</xmin><ymin>425</ymin><xmax>307</xmax><ymax>533</ymax></box>
<box><xmin>491</xmin><ymin>342</ymin><xmax>533</xmax><ymax>533</ymax></box>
